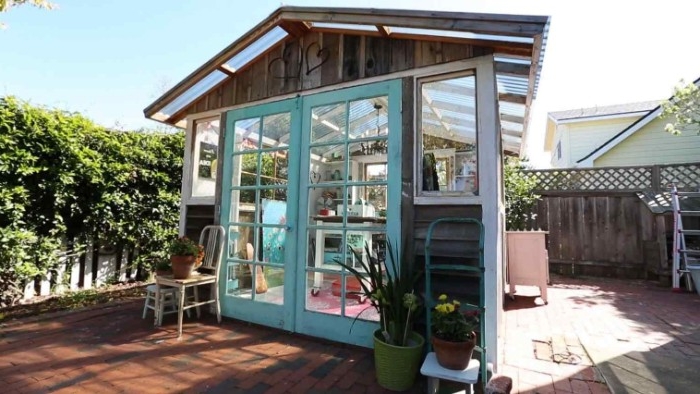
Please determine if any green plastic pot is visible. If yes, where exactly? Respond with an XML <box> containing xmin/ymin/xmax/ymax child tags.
<box><xmin>373</xmin><ymin>329</ymin><xmax>425</xmax><ymax>391</ymax></box>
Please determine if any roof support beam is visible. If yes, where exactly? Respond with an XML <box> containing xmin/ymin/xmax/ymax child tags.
<box><xmin>376</xmin><ymin>25</ymin><xmax>391</xmax><ymax>37</ymax></box>
<box><xmin>498</xmin><ymin>93</ymin><xmax>527</xmax><ymax>105</ymax></box>
<box><xmin>279</xmin><ymin>7</ymin><xmax>548</xmax><ymax>37</ymax></box>
<box><xmin>280</xmin><ymin>20</ymin><xmax>311</xmax><ymax>37</ymax></box>
<box><xmin>495</xmin><ymin>62</ymin><xmax>530</xmax><ymax>77</ymax></box>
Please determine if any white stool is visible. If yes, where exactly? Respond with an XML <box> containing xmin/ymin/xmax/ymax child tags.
<box><xmin>142</xmin><ymin>284</ymin><xmax>189</xmax><ymax>326</ymax></box>
<box><xmin>420</xmin><ymin>352</ymin><xmax>480</xmax><ymax>394</ymax></box>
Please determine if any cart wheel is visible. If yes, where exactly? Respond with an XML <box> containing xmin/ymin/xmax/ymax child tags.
<box><xmin>311</xmin><ymin>288</ymin><xmax>320</xmax><ymax>297</ymax></box>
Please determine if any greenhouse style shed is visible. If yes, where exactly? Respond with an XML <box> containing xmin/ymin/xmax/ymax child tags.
<box><xmin>144</xmin><ymin>6</ymin><xmax>550</xmax><ymax>370</ymax></box>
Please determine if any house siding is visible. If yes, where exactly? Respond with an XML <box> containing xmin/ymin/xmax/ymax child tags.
<box><xmin>567</xmin><ymin>116</ymin><xmax>643</xmax><ymax>165</ymax></box>
<box><xmin>595</xmin><ymin>117</ymin><xmax>700</xmax><ymax>167</ymax></box>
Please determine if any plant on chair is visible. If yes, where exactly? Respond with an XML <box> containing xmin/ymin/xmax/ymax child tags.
<box><xmin>168</xmin><ymin>236</ymin><xmax>204</xmax><ymax>279</ymax></box>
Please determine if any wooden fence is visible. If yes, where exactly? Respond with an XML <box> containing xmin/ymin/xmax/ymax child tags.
<box><xmin>22</xmin><ymin>243</ymin><xmax>139</xmax><ymax>302</ymax></box>
<box><xmin>522</xmin><ymin>162</ymin><xmax>700</xmax><ymax>279</ymax></box>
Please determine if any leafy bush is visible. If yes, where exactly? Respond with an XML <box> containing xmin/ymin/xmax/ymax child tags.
<box><xmin>504</xmin><ymin>157</ymin><xmax>541</xmax><ymax>231</ymax></box>
<box><xmin>0</xmin><ymin>96</ymin><xmax>184</xmax><ymax>305</ymax></box>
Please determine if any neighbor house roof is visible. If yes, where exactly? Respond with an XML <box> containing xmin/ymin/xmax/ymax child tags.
<box><xmin>543</xmin><ymin>100</ymin><xmax>659</xmax><ymax>151</ymax></box>
<box><xmin>143</xmin><ymin>6</ymin><xmax>550</xmax><ymax>154</ymax></box>
<box><xmin>549</xmin><ymin>100</ymin><xmax>661</xmax><ymax>122</ymax></box>
<box><xmin>577</xmin><ymin>77</ymin><xmax>700</xmax><ymax>165</ymax></box>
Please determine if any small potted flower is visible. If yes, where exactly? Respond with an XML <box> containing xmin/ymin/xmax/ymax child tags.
<box><xmin>154</xmin><ymin>259</ymin><xmax>172</xmax><ymax>277</ymax></box>
<box><xmin>169</xmin><ymin>236</ymin><xmax>204</xmax><ymax>279</ymax></box>
<box><xmin>431</xmin><ymin>294</ymin><xmax>479</xmax><ymax>370</ymax></box>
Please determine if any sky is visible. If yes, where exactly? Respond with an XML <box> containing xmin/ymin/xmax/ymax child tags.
<box><xmin>1</xmin><ymin>0</ymin><xmax>698</xmax><ymax>167</ymax></box>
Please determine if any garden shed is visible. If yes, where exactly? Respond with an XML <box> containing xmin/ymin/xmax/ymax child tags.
<box><xmin>144</xmin><ymin>6</ymin><xmax>549</xmax><ymax>369</ymax></box>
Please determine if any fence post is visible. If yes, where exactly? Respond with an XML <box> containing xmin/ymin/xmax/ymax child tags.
<box><xmin>651</xmin><ymin>165</ymin><xmax>661</xmax><ymax>191</ymax></box>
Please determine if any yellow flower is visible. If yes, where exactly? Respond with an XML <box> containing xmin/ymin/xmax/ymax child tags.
<box><xmin>446</xmin><ymin>303</ymin><xmax>455</xmax><ymax>313</ymax></box>
<box><xmin>438</xmin><ymin>294</ymin><xmax>447</xmax><ymax>301</ymax></box>
<box><xmin>453</xmin><ymin>300</ymin><xmax>460</xmax><ymax>306</ymax></box>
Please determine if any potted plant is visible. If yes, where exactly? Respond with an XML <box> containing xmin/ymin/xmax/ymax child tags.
<box><xmin>169</xmin><ymin>236</ymin><xmax>203</xmax><ymax>279</ymax></box>
<box><xmin>154</xmin><ymin>259</ymin><xmax>172</xmax><ymax>277</ymax></box>
<box><xmin>337</xmin><ymin>241</ymin><xmax>424</xmax><ymax>391</ymax></box>
<box><xmin>431</xmin><ymin>294</ymin><xmax>479</xmax><ymax>370</ymax></box>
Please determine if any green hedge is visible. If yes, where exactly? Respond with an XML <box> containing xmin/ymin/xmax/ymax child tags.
<box><xmin>0</xmin><ymin>96</ymin><xmax>184</xmax><ymax>305</ymax></box>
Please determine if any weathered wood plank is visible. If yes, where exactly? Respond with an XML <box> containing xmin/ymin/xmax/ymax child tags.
<box><xmin>342</xmin><ymin>35</ymin><xmax>361</xmax><ymax>82</ymax></box>
<box><xmin>320</xmin><ymin>33</ymin><xmax>342</xmax><ymax>86</ymax></box>
<box><xmin>235</xmin><ymin>66</ymin><xmax>253</xmax><ymax>104</ymax></box>
<box><xmin>250</xmin><ymin>53</ymin><xmax>268</xmax><ymax>101</ymax></box>
<box><xmin>266</xmin><ymin>45</ymin><xmax>286</xmax><ymax>97</ymax></box>
<box><xmin>441</xmin><ymin>42</ymin><xmax>471</xmax><ymax>62</ymax></box>
<box><xmin>390</xmin><ymin>38</ymin><xmax>414</xmax><ymax>73</ymax></box>
<box><xmin>302</xmin><ymin>31</ymin><xmax>323</xmax><ymax>90</ymax></box>
<box><xmin>401</xmin><ymin>77</ymin><xmax>415</xmax><ymax>272</ymax></box>
<box><xmin>364</xmin><ymin>36</ymin><xmax>391</xmax><ymax>77</ymax></box>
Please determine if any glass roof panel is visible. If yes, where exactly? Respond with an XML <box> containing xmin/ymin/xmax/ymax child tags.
<box><xmin>311</xmin><ymin>22</ymin><xmax>378</xmax><ymax>32</ymax></box>
<box><xmin>388</xmin><ymin>26</ymin><xmax>534</xmax><ymax>44</ymax></box>
<box><xmin>497</xmin><ymin>74</ymin><xmax>529</xmax><ymax>96</ymax></box>
<box><xmin>160</xmin><ymin>70</ymin><xmax>227</xmax><ymax>117</ymax></box>
<box><xmin>224</xmin><ymin>27</ymin><xmax>288</xmax><ymax>71</ymax></box>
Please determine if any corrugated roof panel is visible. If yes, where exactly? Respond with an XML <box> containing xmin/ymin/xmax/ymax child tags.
<box><xmin>389</xmin><ymin>26</ymin><xmax>534</xmax><ymax>43</ymax></box>
<box><xmin>497</xmin><ymin>74</ymin><xmax>529</xmax><ymax>95</ymax></box>
<box><xmin>224</xmin><ymin>27</ymin><xmax>288</xmax><ymax>71</ymax></box>
<box><xmin>312</xmin><ymin>22</ymin><xmax>377</xmax><ymax>31</ymax></box>
<box><xmin>160</xmin><ymin>70</ymin><xmax>227</xmax><ymax>117</ymax></box>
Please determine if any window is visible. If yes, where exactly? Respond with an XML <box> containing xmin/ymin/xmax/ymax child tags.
<box><xmin>191</xmin><ymin>118</ymin><xmax>220</xmax><ymax>198</ymax></box>
<box><xmin>417</xmin><ymin>72</ymin><xmax>478</xmax><ymax>197</ymax></box>
<box><xmin>556</xmin><ymin>141</ymin><xmax>562</xmax><ymax>160</ymax></box>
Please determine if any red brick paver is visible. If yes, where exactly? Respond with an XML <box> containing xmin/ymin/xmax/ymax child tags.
<box><xmin>503</xmin><ymin>275</ymin><xmax>700</xmax><ymax>393</ymax></box>
<box><xmin>0</xmin><ymin>300</ymin><xmax>422</xmax><ymax>393</ymax></box>
<box><xmin>4</xmin><ymin>275</ymin><xmax>699</xmax><ymax>393</ymax></box>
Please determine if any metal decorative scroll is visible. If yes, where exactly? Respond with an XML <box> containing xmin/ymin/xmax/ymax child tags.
<box><xmin>268</xmin><ymin>41</ymin><xmax>330</xmax><ymax>80</ymax></box>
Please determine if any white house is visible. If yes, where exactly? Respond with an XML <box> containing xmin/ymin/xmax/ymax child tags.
<box><xmin>544</xmin><ymin>79</ymin><xmax>700</xmax><ymax>168</ymax></box>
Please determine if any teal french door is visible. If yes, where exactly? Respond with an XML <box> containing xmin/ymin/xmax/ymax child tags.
<box><xmin>219</xmin><ymin>98</ymin><xmax>300</xmax><ymax>330</ymax></box>
<box><xmin>219</xmin><ymin>80</ymin><xmax>402</xmax><ymax>347</ymax></box>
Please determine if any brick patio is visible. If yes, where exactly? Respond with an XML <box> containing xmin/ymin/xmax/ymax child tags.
<box><xmin>2</xmin><ymin>275</ymin><xmax>699</xmax><ymax>393</ymax></box>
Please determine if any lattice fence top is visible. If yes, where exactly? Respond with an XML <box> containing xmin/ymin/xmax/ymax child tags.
<box><xmin>660</xmin><ymin>162</ymin><xmax>700</xmax><ymax>189</ymax></box>
<box><xmin>525</xmin><ymin>162</ymin><xmax>700</xmax><ymax>192</ymax></box>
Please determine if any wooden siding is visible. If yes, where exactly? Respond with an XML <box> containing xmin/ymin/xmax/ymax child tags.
<box><xmin>565</xmin><ymin>116</ymin><xmax>642</xmax><ymax>167</ymax></box>
<box><xmin>174</xmin><ymin>32</ymin><xmax>491</xmax><ymax>123</ymax></box>
<box><xmin>185</xmin><ymin>205</ymin><xmax>216</xmax><ymax>241</ymax></box>
<box><xmin>595</xmin><ymin>117</ymin><xmax>700</xmax><ymax>167</ymax></box>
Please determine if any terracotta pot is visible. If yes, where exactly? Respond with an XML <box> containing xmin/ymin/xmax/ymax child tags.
<box><xmin>431</xmin><ymin>332</ymin><xmax>477</xmax><ymax>370</ymax></box>
<box><xmin>170</xmin><ymin>255</ymin><xmax>195</xmax><ymax>279</ymax></box>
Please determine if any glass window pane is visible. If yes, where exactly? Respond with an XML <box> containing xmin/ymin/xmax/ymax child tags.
<box><xmin>262</xmin><ymin>112</ymin><xmax>291</xmax><ymax>148</ymax></box>
<box><xmin>260</xmin><ymin>150</ymin><xmax>288</xmax><ymax>185</ymax></box>
<box><xmin>234</xmin><ymin>117</ymin><xmax>261</xmax><ymax>151</ymax></box>
<box><xmin>311</xmin><ymin>103</ymin><xmax>346</xmax><ymax>143</ymax></box>
<box><xmin>420</xmin><ymin>73</ymin><xmax>478</xmax><ymax>195</ymax></box>
<box><xmin>192</xmin><ymin>118</ymin><xmax>219</xmax><ymax>198</ymax></box>
<box><xmin>349</xmin><ymin>96</ymin><xmax>388</xmax><ymax>139</ymax></box>
<box><xmin>255</xmin><ymin>266</ymin><xmax>284</xmax><ymax>305</ymax></box>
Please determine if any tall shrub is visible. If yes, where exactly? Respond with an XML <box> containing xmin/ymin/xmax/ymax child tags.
<box><xmin>504</xmin><ymin>157</ymin><xmax>541</xmax><ymax>231</ymax></box>
<box><xmin>0</xmin><ymin>96</ymin><xmax>184</xmax><ymax>305</ymax></box>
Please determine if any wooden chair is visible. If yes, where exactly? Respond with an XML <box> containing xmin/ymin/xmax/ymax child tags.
<box><xmin>154</xmin><ymin>225</ymin><xmax>225</xmax><ymax>338</ymax></box>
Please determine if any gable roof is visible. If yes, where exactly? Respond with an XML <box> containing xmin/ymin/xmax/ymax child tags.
<box><xmin>549</xmin><ymin>100</ymin><xmax>660</xmax><ymax>122</ymax></box>
<box><xmin>142</xmin><ymin>6</ymin><xmax>550</xmax><ymax>153</ymax></box>
<box><xmin>577</xmin><ymin>77</ymin><xmax>700</xmax><ymax>165</ymax></box>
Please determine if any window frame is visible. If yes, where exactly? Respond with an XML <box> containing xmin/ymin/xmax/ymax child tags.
<box><xmin>414</xmin><ymin>70</ymin><xmax>482</xmax><ymax>205</ymax></box>
<box><xmin>183</xmin><ymin>115</ymin><xmax>221</xmax><ymax>206</ymax></box>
